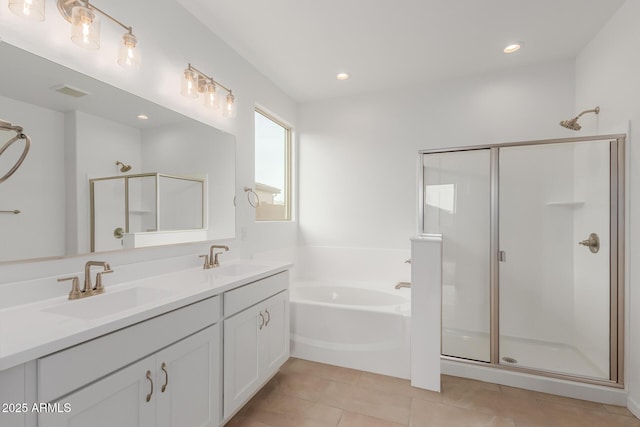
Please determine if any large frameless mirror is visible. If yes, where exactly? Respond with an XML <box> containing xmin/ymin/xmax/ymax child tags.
<box><xmin>0</xmin><ymin>43</ymin><xmax>236</xmax><ymax>263</ymax></box>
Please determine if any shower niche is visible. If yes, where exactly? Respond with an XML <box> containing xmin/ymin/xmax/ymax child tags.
<box><xmin>420</xmin><ymin>134</ymin><xmax>625</xmax><ymax>386</ymax></box>
<box><xmin>90</xmin><ymin>173</ymin><xmax>206</xmax><ymax>252</ymax></box>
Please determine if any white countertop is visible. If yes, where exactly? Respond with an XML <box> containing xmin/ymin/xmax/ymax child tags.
<box><xmin>0</xmin><ymin>259</ymin><xmax>292</xmax><ymax>371</ymax></box>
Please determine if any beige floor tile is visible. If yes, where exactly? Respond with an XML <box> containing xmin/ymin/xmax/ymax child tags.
<box><xmin>317</xmin><ymin>379</ymin><xmax>357</xmax><ymax>408</ymax></box>
<box><xmin>604</xmin><ymin>404</ymin><xmax>639</xmax><ymax>417</ymax></box>
<box><xmin>443</xmin><ymin>384</ymin><xmax>552</xmax><ymax>426</ymax></box>
<box><xmin>357</xmin><ymin>371</ymin><xmax>442</xmax><ymax>403</ymax></box>
<box><xmin>501</xmin><ymin>385</ymin><xmax>608</xmax><ymax>413</ymax></box>
<box><xmin>338</xmin><ymin>411</ymin><xmax>406</xmax><ymax>427</ymax></box>
<box><xmin>238</xmin><ymin>407</ymin><xmax>341</xmax><ymax>427</ymax></box>
<box><xmin>540</xmin><ymin>402</ymin><xmax>640</xmax><ymax>427</ymax></box>
<box><xmin>410</xmin><ymin>399</ymin><xmax>516</xmax><ymax>427</ymax></box>
<box><xmin>225</xmin><ymin>415</ymin><xmax>274</xmax><ymax>427</ymax></box>
<box><xmin>227</xmin><ymin>362</ymin><xmax>640</xmax><ymax>427</ymax></box>
<box><xmin>275</xmin><ymin>370</ymin><xmax>335</xmax><ymax>401</ymax></box>
<box><xmin>287</xmin><ymin>358</ymin><xmax>362</xmax><ymax>384</ymax></box>
<box><xmin>251</xmin><ymin>392</ymin><xmax>343</xmax><ymax>425</ymax></box>
<box><xmin>344</xmin><ymin>384</ymin><xmax>412</xmax><ymax>425</ymax></box>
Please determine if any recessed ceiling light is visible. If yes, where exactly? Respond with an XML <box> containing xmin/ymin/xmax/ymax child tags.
<box><xmin>503</xmin><ymin>43</ymin><xmax>522</xmax><ymax>54</ymax></box>
<box><xmin>336</xmin><ymin>73</ymin><xmax>350</xmax><ymax>80</ymax></box>
<box><xmin>137</xmin><ymin>114</ymin><xmax>148</xmax><ymax>120</ymax></box>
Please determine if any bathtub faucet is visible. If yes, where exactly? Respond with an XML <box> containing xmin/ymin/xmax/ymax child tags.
<box><xmin>395</xmin><ymin>282</ymin><xmax>411</xmax><ymax>289</ymax></box>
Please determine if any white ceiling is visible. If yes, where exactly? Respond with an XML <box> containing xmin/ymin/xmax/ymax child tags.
<box><xmin>177</xmin><ymin>0</ymin><xmax>625</xmax><ymax>103</ymax></box>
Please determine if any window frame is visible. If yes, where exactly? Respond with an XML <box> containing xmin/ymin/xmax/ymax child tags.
<box><xmin>254</xmin><ymin>108</ymin><xmax>292</xmax><ymax>222</ymax></box>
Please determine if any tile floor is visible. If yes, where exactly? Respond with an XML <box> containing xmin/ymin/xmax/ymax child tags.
<box><xmin>226</xmin><ymin>358</ymin><xmax>640</xmax><ymax>427</ymax></box>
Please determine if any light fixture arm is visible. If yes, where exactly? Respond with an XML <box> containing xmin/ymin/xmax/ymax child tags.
<box><xmin>187</xmin><ymin>63</ymin><xmax>232</xmax><ymax>95</ymax></box>
<box><xmin>57</xmin><ymin>0</ymin><xmax>134</xmax><ymax>34</ymax></box>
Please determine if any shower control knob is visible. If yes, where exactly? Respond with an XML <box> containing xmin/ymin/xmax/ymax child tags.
<box><xmin>578</xmin><ymin>233</ymin><xmax>600</xmax><ymax>254</ymax></box>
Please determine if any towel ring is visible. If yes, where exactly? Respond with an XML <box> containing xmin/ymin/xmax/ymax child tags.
<box><xmin>0</xmin><ymin>120</ymin><xmax>31</xmax><ymax>184</ymax></box>
<box><xmin>243</xmin><ymin>187</ymin><xmax>260</xmax><ymax>208</ymax></box>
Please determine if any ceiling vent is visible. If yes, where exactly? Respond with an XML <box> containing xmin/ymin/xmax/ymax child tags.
<box><xmin>51</xmin><ymin>84</ymin><xmax>91</xmax><ymax>98</ymax></box>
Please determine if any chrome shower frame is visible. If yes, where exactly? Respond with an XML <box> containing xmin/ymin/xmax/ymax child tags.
<box><xmin>418</xmin><ymin>133</ymin><xmax>626</xmax><ymax>388</ymax></box>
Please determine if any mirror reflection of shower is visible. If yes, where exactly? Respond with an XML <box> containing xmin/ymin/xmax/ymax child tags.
<box><xmin>559</xmin><ymin>106</ymin><xmax>600</xmax><ymax>131</ymax></box>
<box><xmin>115</xmin><ymin>160</ymin><xmax>132</xmax><ymax>172</ymax></box>
<box><xmin>0</xmin><ymin>118</ymin><xmax>31</xmax><ymax>183</ymax></box>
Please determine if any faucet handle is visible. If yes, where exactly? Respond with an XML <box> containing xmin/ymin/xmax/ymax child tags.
<box><xmin>199</xmin><ymin>254</ymin><xmax>211</xmax><ymax>269</ymax></box>
<box><xmin>212</xmin><ymin>251</ymin><xmax>224</xmax><ymax>268</ymax></box>
<box><xmin>94</xmin><ymin>269</ymin><xmax>113</xmax><ymax>294</ymax></box>
<box><xmin>58</xmin><ymin>276</ymin><xmax>81</xmax><ymax>300</ymax></box>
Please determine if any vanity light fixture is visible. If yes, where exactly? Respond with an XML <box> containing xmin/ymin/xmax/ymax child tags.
<box><xmin>9</xmin><ymin>0</ymin><xmax>140</xmax><ymax>68</ymax></box>
<box><xmin>58</xmin><ymin>0</ymin><xmax>140</xmax><ymax>68</ymax></box>
<box><xmin>181</xmin><ymin>63</ymin><xmax>236</xmax><ymax>118</ymax></box>
<box><xmin>8</xmin><ymin>0</ymin><xmax>45</xmax><ymax>21</ymax></box>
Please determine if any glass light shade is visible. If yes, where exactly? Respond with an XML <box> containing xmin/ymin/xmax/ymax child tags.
<box><xmin>8</xmin><ymin>0</ymin><xmax>45</xmax><ymax>21</ymax></box>
<box><xmin>203</xmin><ymin>82</ymin><xmax>220</xmax><ymax>109</ymax></box>
<box><xmin>117</xmin><ymin>33</ymin><xmax>141</xmax><ymax>69</ymax></box>
<box><xmin>71</xmin><ymin>6</ymin><xmax>100</xmax><ymax>49</ymax></box>
<box><xmin>181</xmin><ymin>69</ymin><xmax>199</xmax><ymax>98</ymax></box>
<box><xmin>222</xmin><ymin>93</ymin><xmax>236</xmax><ymax>118</ymax></box>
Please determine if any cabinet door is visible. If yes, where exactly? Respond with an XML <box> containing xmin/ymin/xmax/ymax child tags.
<box><xmin>261</xmin><ymin>290</ymin><xmax>290</xmax><ymax>377</ymax></box>
<box><xmin>223</xmin><ymin>304</ymin><xmax>261</xmax><ymax>419</ymax></box>
<box><xmin>0</xmin><ymin>364</ymin><xmax>26</xmax><ymax>427</ymax></box>
<box><xmin>39</xmin><ymin>356</ymin><xmax>155</xmax><ymax>427</ymax></box>
<box><xmin>155</xmin><ymin>324</ymin><xmax>221</xmax><ymax>427</ymax></box>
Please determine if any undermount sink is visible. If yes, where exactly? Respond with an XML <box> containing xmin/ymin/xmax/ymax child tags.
<box><xmin>43</xmin><ymin>287</ymin><xmax>174</xmax><ymax>320</ymax></box>
<box><xmin>212</xmin><ymin>263</ymin><xmax>266</xmax><ymax>277</ymax></box>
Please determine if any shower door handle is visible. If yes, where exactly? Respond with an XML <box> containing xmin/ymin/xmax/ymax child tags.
<box><xmin>578</xmin><ymin>233</ymin><xmax>600</xmax><ymax>253</ymax></box>
<box><xmin>498</xmin><ymin>251</ymin><xmax>507</xmax><ymax>262</ymax></box>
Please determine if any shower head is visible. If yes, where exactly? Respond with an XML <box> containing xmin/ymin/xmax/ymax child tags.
<box><xmin>559</xmin><ymin>106</ymin><xmax>600</xmax><ymax>131</ymax></box>
<box><xmin>115</xmin><ymin>161</ymin><xmax>132</xmax><ymax>172</ymax></box>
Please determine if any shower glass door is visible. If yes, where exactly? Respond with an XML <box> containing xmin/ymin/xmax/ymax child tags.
<box><xmin>498</xmin><ymin>140</ymin><xmax>611</xmax><ymax>379</ymax></box>
<box><xmin>423</xmin><ymin>149</ymin><xmax>491</xmax><ymax>362</ymax></box>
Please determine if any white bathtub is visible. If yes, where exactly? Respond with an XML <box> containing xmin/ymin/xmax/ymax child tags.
<box><xmin>290</xmin><ymin>281</ymin><xmax>411</xmax><ymax>379</ymax></box>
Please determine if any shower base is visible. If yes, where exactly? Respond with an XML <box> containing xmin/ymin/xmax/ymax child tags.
<box><xmin>443</xmin><ymin>328</ymin><xmax>607</xmax><ymax>380</ymax></box>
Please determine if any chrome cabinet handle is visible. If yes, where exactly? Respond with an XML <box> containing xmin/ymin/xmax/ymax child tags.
<box><xmin>259</xmin><ymin>312</ymin><xmax>265</xmax><ymax>330</ymax></box>
<box><xmin>265</xmin><ymin>309</ymin><xmax>271</xmax><ymax>326</ymax></box>
<box><xmin>161</xmin><ymin>362</ymin><xmax>169</xmax><ymax>392</ymax></box>
<box><xmin>146</xmin><ymin>370</ymin><xmax>153</xmax><ymax>402</ymax></box>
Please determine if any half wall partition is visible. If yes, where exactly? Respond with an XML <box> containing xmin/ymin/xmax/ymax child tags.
<box><xmin>420</xmin><ymin>134</ymin><xmax>625</xmax><ymax>386</ymax></box>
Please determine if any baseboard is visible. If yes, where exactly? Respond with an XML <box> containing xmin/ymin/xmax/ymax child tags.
<box><xmin>628</xmin><ymin>395</ymin><xmax>640</xmax><ymax>418</ymax></box>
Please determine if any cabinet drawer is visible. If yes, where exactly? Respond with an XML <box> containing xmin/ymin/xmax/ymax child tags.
<box><xmin>38</xmin><ymin>295</ymin><xmax>220</xmax><ymax>402</ymax></box>
<box><xmin>223</xmin><ymin>271</ymin><xmax>289</xmax><ymax>317</ymax></box>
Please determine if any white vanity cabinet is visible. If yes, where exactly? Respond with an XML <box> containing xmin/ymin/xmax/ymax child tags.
<box><xmin>222</xmin><ymin>272</ymin><xmax>290</xmax><ymax>420</ymax></box>
<box><xmin>39</xmin><ymin>325</ymin><xmax>220</xmax><ymax>427</ymax></box>
<box><xmin>38</xmin><ymin>295</ymin><xmax>222</xmax><ymax>427</ymax></box>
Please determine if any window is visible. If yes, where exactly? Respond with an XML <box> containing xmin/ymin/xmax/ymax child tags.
<box><xmin>254</xmin><ymin>109</ymin><xmax>291</xmax><ymax>221</ymax></box>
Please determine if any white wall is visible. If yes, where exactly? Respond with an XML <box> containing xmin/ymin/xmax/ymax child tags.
<box><xmin>0</xmin><ymin>0</ymin><xmax>297</xmax><ymax>283</ymax></box>
<box><xmin>141</xmin><ymin>122</ymin><xmax>236</xmax><ymax>241</ymax></box>
<box><xmin>574</xmin><ymin>0</ymin><xmax>640</xmax><ymax>414</ymax></box>
<box><xmin>298</xmin><ymin>60</ymin><xmax>576</xmax><ymax>250</ymax></box>
<box><xmin>0</xmin><ymin>95</ymin><xmax>65</xmax><ymax>261</ymax></box>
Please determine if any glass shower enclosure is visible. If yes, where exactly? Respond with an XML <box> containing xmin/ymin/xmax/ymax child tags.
<box><xmin>421</xmin><ymin>135</ymin><xmax>625</xmax><ymax>385</ymax></box>
<box><xmin>90</xmin><ymin>173</ymin><xmax>206</xmax><ymax>252</ymax></box>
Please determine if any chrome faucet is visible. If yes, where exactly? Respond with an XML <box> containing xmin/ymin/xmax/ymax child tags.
<box><xmin>58</xmin><ymin>261</ymin><xmax>113</xmax><ymax>300</ymax></box>
<box><xmin>200</xmin><ymin>245</ymin><xmax>230</xmax><ymax>269</ymax></box>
